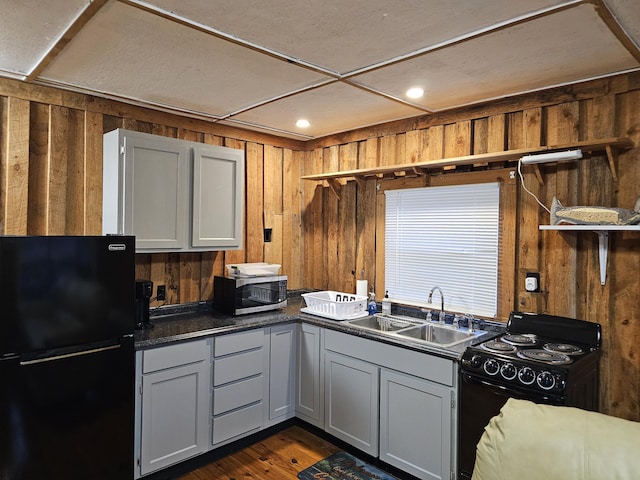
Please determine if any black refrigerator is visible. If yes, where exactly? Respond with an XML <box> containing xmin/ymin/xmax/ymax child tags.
<box><xmin>0</xmin><ymin>235</ymin><xmax>135</xmax><ymax>480</ymax></box>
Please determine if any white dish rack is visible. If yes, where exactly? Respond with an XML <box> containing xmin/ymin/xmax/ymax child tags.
<box><xmin>301</xmin><ymin>291</ymin><xmax>368</xmax><ymax>320</ymax></box>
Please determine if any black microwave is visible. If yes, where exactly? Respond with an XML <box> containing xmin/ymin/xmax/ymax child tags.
<box><xmin>214</xmin><ymin>275</ymin><xmax>287</xmax><ymax>315</ymax></box>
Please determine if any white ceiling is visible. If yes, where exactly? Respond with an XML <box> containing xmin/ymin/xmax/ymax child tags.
<box><xmin>2</xmin><ymin>0</ymin><xmax>639</xmax><ymax>140</ymax></box>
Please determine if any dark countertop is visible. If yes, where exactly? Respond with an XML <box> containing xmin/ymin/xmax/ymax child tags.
<box><xmin>135</xmin><ymin>295</ymin><xmax>505</xmax><ymax>361</ymax></box>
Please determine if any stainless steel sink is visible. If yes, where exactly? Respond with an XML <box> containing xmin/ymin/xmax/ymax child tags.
<box><xmin>396</xmin><ymin>323</ymin><xmax>481</xmax><ymax>347</ymax></box>
<box><xmin>346</xmin><ymin>313</ymin><xmax>484</xmax><ymax>348</ymax></box>
<box><xmin>346</xmin><ymin>314</ymin><xmax>422</xmax><ymax>332</ymax></box>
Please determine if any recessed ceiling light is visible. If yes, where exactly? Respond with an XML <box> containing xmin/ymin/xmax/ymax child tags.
<box><xmin>406</xmin><ymin>87</ymin><xmax>424</xmax><ymax>99</ymax></box>
<box><xmin>296</xmin><ymin>119</ymin><xmax>310</xmax><ymax>128</ymax></box>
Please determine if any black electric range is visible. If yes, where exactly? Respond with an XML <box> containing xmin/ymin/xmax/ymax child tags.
<box><xmin>457</xmin><ymin>311</ymin><xmax>601</xmax><ymax>480</ymax></box>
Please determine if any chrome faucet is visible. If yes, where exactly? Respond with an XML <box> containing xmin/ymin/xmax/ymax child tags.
<box><xmin>427</xmin><ymin>286</ymin><xmax>445</xmax><ymax>323</ymax></box>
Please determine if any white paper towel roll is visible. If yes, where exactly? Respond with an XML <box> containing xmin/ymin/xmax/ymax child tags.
<box><xmin>356</xmin><ymin>279</ymin><xmax>368</xmax><ymax>297</ymax></box>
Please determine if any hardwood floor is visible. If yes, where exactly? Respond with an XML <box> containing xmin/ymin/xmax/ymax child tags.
<box><xmin>177</xmin><ymin>426</ymin><xmax>341</xmax><ymax>480</ymax></box>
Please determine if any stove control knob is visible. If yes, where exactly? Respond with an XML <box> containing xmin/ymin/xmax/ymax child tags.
<box><xmin>537</xmin><ymin>371</ymin><xmax>555</xmax><ymax>390</ymax></box>
<box><xmin>470</xmin><ymin>355</ymin><xmax>482</xmax><ymax>369</ymax></box>
<box><xmin>484</xmin><ymin>358</ymin><xmax>500</xmax><ymax>376</ymax></box>
<box><xmin>500</xmin><ymin>362</ymin><xmax>517</xmax><ymax>380</ymax></box>
<box><xmin>518</xmin><ymin>366</ymin><xmax>536</xmax><ymax>385</ymax></box>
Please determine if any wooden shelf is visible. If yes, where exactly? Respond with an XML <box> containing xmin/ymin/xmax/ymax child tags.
<box><xmin>301</xmin><ymin>137</ymin><xmax>635</xmax><ymax>197</ymax></box>
<box><xmin>539</xmin><ymin>225</ymin><xmax>640</xmax><ymax>285</ymax></box>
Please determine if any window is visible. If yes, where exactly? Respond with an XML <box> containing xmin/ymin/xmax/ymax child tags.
<box><xmin>384</xmin><ymin>182</ymin><xmax>500</xmax><ymax>318</ymax></box>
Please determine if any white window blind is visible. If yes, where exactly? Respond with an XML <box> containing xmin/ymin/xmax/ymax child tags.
<box><xmin>384</xmin><ymin>183</ymin><xmax>500</xmax><ymax>318</ymax></box>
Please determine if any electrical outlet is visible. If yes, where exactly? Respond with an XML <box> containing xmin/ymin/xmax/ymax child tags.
<box><xmin>157</xmin><ymin>285</ymin><xmax>166</xmax><ymax>301</ymax></box>
<box><xmin>525</xmin><ymin>272</ymin><xmax>540</xmax><ymax>292</ymax></box>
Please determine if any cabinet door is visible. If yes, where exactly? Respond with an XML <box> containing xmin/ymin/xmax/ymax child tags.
<box><xmin>121</xmin><ymin>131</ymin><xmax>189</xmax><ymax>250</ymax></box>
<box><xmin>296</xmin><ymin>323</ymin><xmax>324</xmax><ymax>427</ymax></box>
<box><xmin>324</xmin><ymin>351</ymin><xmax>379</xmax><ymax>456</ymax></box>
<box><xmin>268</xmin><ymin>323</ymin><xmax>296</xmax><ymax>422</ymax></box>
<box><xmin>379</xmin><ymin>369</ymin><xmax>453</xmax><ymax>480</ymax></box>
<box><xmin>191</xmin><ymin>144</ymin><xmax>244</xmax><ymax>249</ymax></box>
<box><xmin>140</xmin><ymin>360</ymin><xmax>209</xmax><ymax>475</ymax></box>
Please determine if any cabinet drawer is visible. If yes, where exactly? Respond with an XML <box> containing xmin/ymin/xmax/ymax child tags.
<box><xmin>214</xmin><ymin>329</ymin><xmax>264</xmax><ymax>357</ymax></box>
<box><xmin>213</xmin><ymin>349</ymin><xmax>263</xmax><ymax>386</ymax></box>
<box><xmin>213</xmin><ymin>375</ymin><xmax>263</xmax><ymax>415</ymax></box>
<box><xmin>142</xmin><ymin>339</ymin><xmax>209</xmax><ymax>374</ymax></box>
<box><xmin>212</xmin><ymin>402</ymin><xmax>263</xmax><ymax>445</ymax></box>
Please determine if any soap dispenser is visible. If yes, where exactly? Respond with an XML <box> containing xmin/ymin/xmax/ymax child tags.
<box><xmin>367</xmin><ymin>291</ymin><xmax>378</xmax><ymax>315</ymax></box>
<box><xmin>382</xmin><ymin>291</ymin><xmax>391</xmax><ymax>314</ymax></box>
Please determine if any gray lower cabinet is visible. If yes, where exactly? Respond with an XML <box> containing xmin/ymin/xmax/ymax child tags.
<box><xmin>379</xmin><ymin>369</ymin><xmax>453</xmax><ymax>480</ymax></box>
<box><xmin>136</xmin><ymin>339</ymin><xmax>211</xmax><ymax>477</ymax></box>
<box><xmin>135</xmin><ymin>326</ymin><xmax>297</xmax><ymax>477</ymax></box>
<box><xmin>211</xmin><ymin>329</ymin><xmax>265</xmax><ymax>447</ymax></box>
<box><xmin>103</xmin><ymin>128</ymin><xmax>244</xmax><ymax>252</ymax></box>
<box><xmin>295</xmin><ymin>323</ymin><xmax>324</xmax><ymax>427</ymax></box>
<box><xmin>321</xmin><ymin>327</ymin><xmax>457</xmax><ymax>480</ymax></box>
<box><xmin>134</xmin><ymin>322</ymin><xmax>456</xmax><ymax>479</ymax></box>
<box><xmin>324</xmin><ymin>350</ymin><xmax>380</xmax><ymax>456</ymax></box>
<box><xmin>267</xmin><ymin>323</ymin><xmax>296</xmax><ymax>425</ymax></box>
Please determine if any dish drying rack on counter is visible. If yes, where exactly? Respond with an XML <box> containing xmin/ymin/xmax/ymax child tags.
<box><xmin>301</xmin><ymin>291</ymin><xmax>368</xmax><ymax>321</ymax></box>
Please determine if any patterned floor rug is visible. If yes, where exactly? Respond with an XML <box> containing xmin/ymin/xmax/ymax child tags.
<box><xmin>297</xmin><ymin>451</ymin><xmax>399</xmax><ymax>480</ymax></box>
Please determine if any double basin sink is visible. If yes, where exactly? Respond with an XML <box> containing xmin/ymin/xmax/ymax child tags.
<box><xmin>345</xmin><ymin>313</ymin><xmax>483</xmax><ymax>348</ymax></box>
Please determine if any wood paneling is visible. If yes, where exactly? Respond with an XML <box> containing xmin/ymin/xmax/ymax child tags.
<box><xmin>0</xmin><ymin>74</ymin><xmax>638</xmax><ymax>421</ymax></box>
<box><xmin>516</xmin><ymin>107</ymin><xmax>544</xmax><ymax>314</ymax></box>
<box><xmin>85</xmin><ymin>110</ymin><xmax>103</xmax><ymax>235</ymax></box>
<box><xmin>300</xmin><ymin>80</ymin><xmax>639</xmax><ymax>421</ymax></box>
<box><xmin>246</xmin><ymin>142</ymin><xmax>265</xmax><ymax>263</ymax></box>
<box><xmin>323</xmin><ymin>146</ymin><xmax>339</xmax><ymax>291</ymax></box>
<box><xmin>282</xmin><ymin>149</ymin><xmax>303</xmax><ymax>288</ymax></box>
<box><xmin>1</xmin><ymin>97</ymin><xmax>30</xmax><ymax>234</ymax></box>
<box><xmin>302</xmin><ymin>148</ymin><xmax>324</xmax><ymax>290</ymax></box>
<box><xmin>264</xmin><ymin>145</ymin><xmax>283</xmax><ymax>268</ymax></box>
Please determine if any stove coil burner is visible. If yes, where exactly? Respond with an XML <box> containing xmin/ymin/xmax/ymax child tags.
<box><xmin>517</xmin><ymin>349</ymin><xmax>572</xmax><ymax>365</ymax></box>
<box><xmin>481</xmin><ymin>341</ymin><xmax>517</xmax><ymax>354</ymax></box>
<box><xmin>543</xmin><ymin>343</ymin><xmax>583</xmax><ymax>355</ymax></box>
<box><xmin>501</xmin><ymin>334</ymin><xmax>538</xmax><ymax>346</ymax></box>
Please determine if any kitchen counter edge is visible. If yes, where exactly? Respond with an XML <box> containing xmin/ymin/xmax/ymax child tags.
<box><xmin>134</xmin><ymin>300</ymin><xmax>504</xmax><ymax>361</ymax></box>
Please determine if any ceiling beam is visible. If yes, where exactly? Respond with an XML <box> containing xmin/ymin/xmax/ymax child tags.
<box><xmin>589</xmin><ymin>0</ymin><xmax>640</xmax><ymax>63</ymax></box>
<box><xmin>26</xmin><ymin>0</ymin><xmax>110</xmax><ymax>82</ymax></box>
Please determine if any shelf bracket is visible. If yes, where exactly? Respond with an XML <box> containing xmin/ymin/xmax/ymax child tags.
<box><xmin>605</xmin><ymin>145</ymin><xmax>619</xmax><ymax>182</ymax></box>
<box><xmin>594</xmin><ymin>230</ymin><xmax>609</xmax><ymax>286</ymax></box>
<box><xmin>326</xmin><ymin>178</ymin><xmax>342</xmax><ymax>200</ymax></box>
<box><xmin>531</xmin><ymin>164</ymin><xmax>545</xmax><ymax>186</ymax></box>
<box><xmin>354</xmin><ymin>175</ymin><xmax>367</xmax><ymax>189</ymax></box>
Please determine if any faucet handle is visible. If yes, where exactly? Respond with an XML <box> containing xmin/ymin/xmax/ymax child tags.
<box><xmin>465</xmin><ymin>313</ymin><xmax>476</xmax><ymax>333</ymax></box>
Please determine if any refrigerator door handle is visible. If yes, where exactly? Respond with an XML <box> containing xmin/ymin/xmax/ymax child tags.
<box><xmin>19</xmin><ymin>344</ymin><xmax>121</xmax><ymax>365</ymax></box>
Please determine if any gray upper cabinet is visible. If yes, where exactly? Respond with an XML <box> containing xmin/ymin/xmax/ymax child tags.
<box><xmin>103</xmin><ymin>129</ymin><xmax>244</xmax><ymax>252</ymax></box>
<box><xmin>191</xmin><ymin>143</ymin><xmax>244</xmax><ymax>249</ymax></box>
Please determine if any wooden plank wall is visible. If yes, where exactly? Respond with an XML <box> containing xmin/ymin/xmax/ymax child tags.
<box><xmin>303</xmin><ymin>74</ymin><xmax>640</xmax><ymax>421</ymax></box>
<box><xmin>1</xmin><ymin>73</ymin><xmax>639</xmax><ymax>421</ymax></box>
<box><xmin>0</xmin><ymin>78</ymin><xmax>305</xmax><ymax>309</ymax></box>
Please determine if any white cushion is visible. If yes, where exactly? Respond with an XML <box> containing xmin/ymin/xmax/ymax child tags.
<box><xmin>472</xmin><ymin>398</ymin><xmax>640</xmax><ymax>480</ymax></box>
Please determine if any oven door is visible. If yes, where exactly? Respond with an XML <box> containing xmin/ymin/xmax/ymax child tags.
<box><xmin>458</xmin><ymin>371</ymin><xmax>565</xmax><ymax>480</ymax></box>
